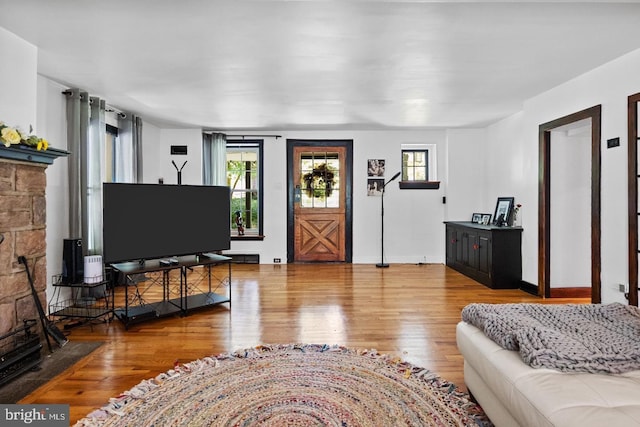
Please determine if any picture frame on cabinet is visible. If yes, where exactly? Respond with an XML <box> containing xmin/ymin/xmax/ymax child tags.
<box><xmin>481</xmin><ymin>214</ymin><xmax>492</xmax><ymax>225</ymax></box>
<box><xmin>471</xmin><ymin>213</ymin><xmax>482</xmax><ymax>223</ymax></box>
<box><xmin>493</xmin><ymin>197</ymin><xmax>514</xmax><ymax>226</ymax></box>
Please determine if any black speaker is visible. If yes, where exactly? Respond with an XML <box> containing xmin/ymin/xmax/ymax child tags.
<box><xmin>62</xmin><ymin>238</ymin><xmax>83</xmax><ymax>284</ymax></box>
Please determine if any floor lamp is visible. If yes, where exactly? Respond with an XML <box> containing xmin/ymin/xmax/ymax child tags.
<box><xmin>376</xmin><ymin>171</ymin><xmax>401</xmax><ymax>268</ymax></box>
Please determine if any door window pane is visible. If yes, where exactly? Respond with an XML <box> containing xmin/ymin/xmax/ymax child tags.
<box><xmin>299</xmin><ymin>151</ymin><xmax>339</xmax><ymax>208</ymax></box>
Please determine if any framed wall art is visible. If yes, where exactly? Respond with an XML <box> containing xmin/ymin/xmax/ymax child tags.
<box><xmin>367</xmin><ymin>178</ymin><xmax>384</xmax><ymax>196</ymax></box>
<box><xmin>367</xmin><ymin>159</ymin><xmax>385</xmax><ymax>177</ymax></box>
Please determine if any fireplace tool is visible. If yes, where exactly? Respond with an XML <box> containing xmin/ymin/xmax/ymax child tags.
<box><xmin>18</xmin><ymin>256</ymin><xmax>68</xmax><ymax>352</ymax></box>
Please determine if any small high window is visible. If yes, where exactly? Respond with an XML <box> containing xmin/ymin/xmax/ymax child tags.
<box><xmin>400</xmin><ymin>144</ymin><xmax>439</xmax><ymax>189</ymax></box>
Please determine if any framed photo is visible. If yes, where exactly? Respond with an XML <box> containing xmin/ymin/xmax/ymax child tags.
<box><xmin>481</xmin><ymin>214</ymin><xmax>492</xmax><ymax>225</ymax></box>
<box><xmin>367</xmin><ymin>178</ymin><xmax>384</xmax><ymax>196</ymax></box>
<box><xmin>493</xmin><ymin>197</ymin><xmax>514</xmax><ymax>226</ymax></box>
<box><xmin>471</xmin><ymin>213</ymin><xmax>482</xmax><ymax>223</ymax></box>
<box><xmin>367</xmin><ymin>159</ymin><xmax>385</xmax><ymax>177</ymax></box>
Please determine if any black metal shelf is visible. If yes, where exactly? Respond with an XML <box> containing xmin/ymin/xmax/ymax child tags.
<box><xmin>111</xmin><ymin>254</ymin><xmax>231</xmax><ymax>329</ymax></box>
<box><xmin>49</xmin><ymin>275</ymin><xmax>113</xmax><ymax>323</ymax></box>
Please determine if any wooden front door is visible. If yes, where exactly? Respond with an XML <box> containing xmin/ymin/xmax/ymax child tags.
<box><xmin>289</xmin><ymin>143</ymin><xmax>350</xmax><ymax>262</ymax></box>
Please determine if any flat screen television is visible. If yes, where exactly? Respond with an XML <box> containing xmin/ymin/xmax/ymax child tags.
<box><xmin>103</xmin><ymin>183</ymin><xmax>230</xmax><ymax>264</ymax></box>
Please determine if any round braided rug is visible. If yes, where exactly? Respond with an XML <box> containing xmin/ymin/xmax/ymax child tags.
<box><xmin>75</xmin><ymin>344</ymin><xmax>492</xmax><ymax>427</ymax></box>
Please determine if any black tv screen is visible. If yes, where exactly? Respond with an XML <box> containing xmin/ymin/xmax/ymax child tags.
<box><xmin>103</xmin><ymin>183</ymin><xmax>230</xmax><ymax>264</ymax></box>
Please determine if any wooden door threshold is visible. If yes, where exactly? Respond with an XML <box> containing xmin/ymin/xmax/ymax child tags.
<box><xmin>549</xmin><ymin>287</ymin><xmax>592</xmax><ymax>298</ymax></box>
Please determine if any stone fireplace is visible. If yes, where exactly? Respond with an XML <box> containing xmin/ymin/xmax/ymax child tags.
<box><xmin>0</xmin><ymin>158</ymin><xmax>49</xmax><ymax>342</ymax></box>
<box><xmin>0</xmin><ymin>146</ymin><xmax>67</xmax><ymax>346</ymax></box>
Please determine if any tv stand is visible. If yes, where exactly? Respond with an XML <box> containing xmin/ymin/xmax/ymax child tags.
<box><xmin>197</xmin><ymin>252</ymin><xmax>219</xmax><ymax>260</ymax></box>
<box><xmin>111</xmin><ymin>254</ymin><xmax>231</xmax><ymax>329</ymax></box>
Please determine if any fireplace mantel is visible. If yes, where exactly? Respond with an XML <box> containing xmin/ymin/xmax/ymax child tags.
<box><xmin>0</xmin><ymin>145</ymin><xmax>69</xmax><ymax>165</ymax></box>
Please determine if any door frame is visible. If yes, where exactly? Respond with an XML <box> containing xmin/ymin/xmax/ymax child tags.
<box><xmin>538</xmin><ymin>105</ymin><xmax>601</xmax><ymax>301</ymax></box>
<box><xmin>286</xmin><ymin>139</ymin><xmax>353</xmax><ymax>263</ymax></box>
<box><xmin>627</xmin><ymin>93</ymin><xmax>640</xmax><ymax>307</ymax></box>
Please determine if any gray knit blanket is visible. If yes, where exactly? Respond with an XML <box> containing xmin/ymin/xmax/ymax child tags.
<box><xmin>461</xmin><ymin>302</ymin><xmax>640</xmax><ymax>373</ymax></box>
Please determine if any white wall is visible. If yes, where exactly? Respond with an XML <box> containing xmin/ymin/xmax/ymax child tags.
<box><xmin>140</xmin><ymin>127</ymin><xmax>204</xmax><ymax>185</ymax></box>
<box><xmin>0</xmin><ymin>27</ymin><xmax>37</xmax><ymax>127</ymax></box>
<box><xmin>38</xmin><ymin>76</ymin><xmax>70</xmax><ymax>300</ymax></box>
<box><xmin>444</xmin><ymin>129</ymin><xmax>488</xmax><ymax>221</ymax></box>
<box><xmin>140</xmin><ymin>121</ymin><xmax>161</xmax><ymax>184</ymax></box>
<box><xmin>158</xmin><ymin>129</ymin><xmax>203</xmax><ymax>185</ymax></box>
<box><xmin>485</xmin><ymin>111</ymin><xmax>540</xmax><ymax>280</ymax></box>
<box><xmin>489</xmin><ymin>47</ymin><xmax>640</xmax><ymax>303</ymax></box>
<box><xmin>0</xmin><ymin>27</ymin><xmax>70</xmax><ymax>303</ymax></box>
<box><xmin>171</xmin><ymin>130</ymin><xmax>447</xmax><ymax>264</ymax></box>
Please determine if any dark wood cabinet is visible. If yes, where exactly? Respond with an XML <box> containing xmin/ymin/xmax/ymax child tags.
<box><xmin>445</xmin><ymin>221</ymin><xmax>522</xmax><ymax>289</ymax></box>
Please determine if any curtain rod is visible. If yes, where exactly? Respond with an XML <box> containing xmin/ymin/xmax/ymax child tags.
<box><xmin>227</xmin><ymin>135</ymin><xmax>281</xmax><ymax>139</ymax></box>
<box><xmin>105</xmin><ymin>108</ymin><xmax>127</xmax><ymax>118</ymax></box>
<box><xmin>61</xmin><ymin>90</ymin><xmax>127</xmax><ymax>118</ymax></box>
<box><xmin>206</xmin><ymin>133</ymin><xmax>282</xmax><ymax>140</ymax></box>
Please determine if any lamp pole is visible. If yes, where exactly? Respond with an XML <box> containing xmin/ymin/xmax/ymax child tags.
<box><xmin>376</xmin><ymin>171</ymin><xmax>401</xmax><ymax>268</ymax></box>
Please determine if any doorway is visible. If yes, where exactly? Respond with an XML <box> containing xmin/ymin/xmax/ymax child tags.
<box><xmin>287</xmin><ymin>140</ymin><xmax>353</xmax><ymax>263</ymax></box>
<box><xmin>539</xmin><ymin>105</ymin><xmax>601</xmax><ymax>301</ymax></box>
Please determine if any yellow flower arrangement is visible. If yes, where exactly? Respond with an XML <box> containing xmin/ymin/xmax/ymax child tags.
<box><xmin>0</xmin><ymin>121</ymin><xmax>49</xmax><ymax>151</ymax></box>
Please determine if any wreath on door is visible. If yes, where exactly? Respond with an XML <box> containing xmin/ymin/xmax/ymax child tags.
<box><xmin>303</xmin><ymin>163</ymin><xmax>335</xmax><ymax>198</ymax></box>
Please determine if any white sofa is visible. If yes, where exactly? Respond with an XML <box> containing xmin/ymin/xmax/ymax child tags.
<box><xmin>456</xmin><ymin>321</ymin><xmax>640</xmax><ymax>427</ymax></box>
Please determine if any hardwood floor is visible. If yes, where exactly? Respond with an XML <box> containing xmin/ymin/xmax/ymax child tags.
<box><xmin>20</xmin><ymin>263</ymin><xmax>588</xmax><ymax>424</ymax></box>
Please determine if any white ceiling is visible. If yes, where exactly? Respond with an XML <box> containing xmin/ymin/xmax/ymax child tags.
<box><xmin>1</xmin><ymin>1</ymin><xmax>639</xmax><ymax>131</ymax></box>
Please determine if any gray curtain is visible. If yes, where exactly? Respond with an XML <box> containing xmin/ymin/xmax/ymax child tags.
<box><xmin>64</xmin><ymin>89</ymin><xmax>89</xmax><ymax>243</ymax></box>
<box><xmin>65</xmin><ymin>90</ymin><xmax>143</xmax><ymax>257</ymax></box>
<box><xmin>65</xmin><ymin>89</ymin><xmax>106</xmax><ymax>255</ymax></box>
<box><xmin>202</xmin><ymin>132</ymin><xmax>226</xmax><ymax>185</ymax></box>
<box><xmin>87</xmin><ymin>97</ymin><xmax>106</xmax><ymax>254</ymax></box>
<box><xmin>117</xmin><ymin>114</ymin><xmax>143</xmax><ymax>183</ymax></box>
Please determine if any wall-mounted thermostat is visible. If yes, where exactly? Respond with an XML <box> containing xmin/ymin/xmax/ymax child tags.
<box><xmin>170</xmin><ymin>145</ymin><xmax>188</xmax><ymax>155</ymax></box>
<box><xmin>607</xmin><ymin>138</ymin><xmax>620</xmax><ymax>149</ymax></box>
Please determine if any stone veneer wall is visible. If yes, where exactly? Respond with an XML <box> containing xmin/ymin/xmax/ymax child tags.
<box><xmin>0</xmin><ymin>157</ymin><xmax>48</xmax><ymax>342</ymax></box>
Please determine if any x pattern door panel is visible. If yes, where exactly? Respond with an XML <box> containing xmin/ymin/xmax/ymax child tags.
<box><xmin>295</xmin><ymin>213</ymin><xmax>343</xmax><ymax>261</ymax></box>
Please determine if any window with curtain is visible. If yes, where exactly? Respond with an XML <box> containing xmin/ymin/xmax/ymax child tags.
<box><xmin>114</xmin><ymin>114</ymin><xmax>141</xmax><ymax>183</ymax></box>
<box><xmin>85</xmin><ymin>97</ymin><xmax>106</xmax><ymax>254</ymax></box>
<box><xmin>87</xmin><ymin>120</ymin><xmax>134</xmax><ymax>253</ymax></box>
<box><xmin>227</xmin><ymin>141</ymin><xmax>263</xmax><ymax>237</ymax></box>
<box><xmin>104</xmin><ymin>124</ymin><xmax>117</xmax><ymax>182</ymax></box>
<box><xmin>103</xmin><ymin>123</ymin><xmax>137</xmax><ymax>183</ymax></box>
<box><xmin>65</xmin><ymin>88</ymin><xmax>142</xmax><ymax>257</ymax></box>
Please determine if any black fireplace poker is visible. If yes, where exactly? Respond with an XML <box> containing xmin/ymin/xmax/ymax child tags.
<box><xmin>18</xmin><ymin>256</ymin><xmax>68</xmax><ymax>352</ymax></box>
